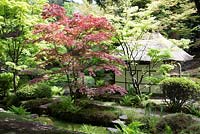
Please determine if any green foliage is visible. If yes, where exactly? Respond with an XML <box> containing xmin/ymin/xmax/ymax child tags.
<box><xmin>16</xmin><ymin>83</ymin><xmax>52</xmax><ymax>100</ymax></box>
<box><xmin>51</xmin><ymin>86</ymin><xmax>64</xmax><ymax>96</ymax></box>
<box><xmin>147</xmin><ymin>49</ymin><xmax>171</xmax><ymax>63</ymax></box>
<box><xmin>80</xmin><ymin>124</ymin><xmax>101</xmax><ymax>134</ymax></box>
<box><xmin>84</xmin><ymin>76</ymin><xmax>96</xmax><ymax>88</ymax></box>
<box><xmin>3</xmin><ymin>94</ymin><xmax>20</xmax><ymax>107</ymax></box>
<box><xmin>120</xmin><ymin>95</ymin><xmax>135</xmax><ymax>106</ymax></box>
<box><xmin>48</xmin><ymin>74</ymin><xmax>68</xmax><ymax>87</ymax></box>
<box><xmin>64</xmin><ymin>2</ymin><xmax>74</xmax><ymax>17</ymax></box>
<box><xmin>5</xmin><ymin>62</ymin><xmax>27</xmax><ymax>71</ymax></box>
<box><xmin>164</xmin><ymin>125</ymin><xmax>173</xmax><ymax>134</ymax></box>
<box><xmin>116</xmin><ymin>121</ymin><xmax>145</xmax><ymax>134</ymax></box>
<box><xmin>49</xmin><ymin>96</ymin><xmax>82</xmax><ymax>114</ymax></box>
<box><xmin>96</xmin><ymin>79</ymin><xmax>105</xmax><ymax>87</ymax></box>
<box><xmin>145</xmin><ymin>62</ymin><xmax>174</xmax><ymax>86</ymax></box>
<box><xmin>158</xmin><ymin>64</ymin><xmax>174</xmax><ymax>75</ymax></box>
<box><xmin>0</xmin><ymin>0</ymin><xmax>47</xmax><ymax>92</ymax></box>
<box><xmin>0</xmin><ymin>72</ymin><xmax>13</xmax><ymax>97</ymax></box>
<box><xmin>170</xmin><ymin>39</ymin><xmax>191</xmax><ymax>49</ymax></box>
<box><xmin>140</xmin><ymin>116</ymin><xmax>160</xmax><ymax>133</ymax></box>
<box><xmin>9</xmin><ymin>105</ymin><xmax>30</xmax><ymax>115</ymax></box>
<box><xmin>120</xmin><ymin>94</ymin><xmax>150</xmax><ymax>106</ymax></box>
<box><xmin>160</xmin><ymin>77</ymin><xmax>199</xmax><ymax>112</ymax></box>
<box><xmin>185</xmin><ymin>104</ymin><xmax>200</xmax><ymax>118</ymax></box>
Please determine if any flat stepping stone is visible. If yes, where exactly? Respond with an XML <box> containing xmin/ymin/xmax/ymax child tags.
<box><xmin>0</xmin><ymin>108</ymin><xmax>6</xmax><ymax>112</ymax></box>
<box><xmin>107</xmin><ymin>127</ymin><xmax>118</xmax><ymax>133</ymax></box>
<box><xmin>39</xmin><ymin>103</ymin><xmax>52</xmax><ymax>109</ymax></box>
<box><xmin>119</xmin><ymin>114</ymin><xmax>128</xmax><ymax>121</ymax></box>
<box><xmin>112</xmin><ymin>119</ymin><xmax>125</xmax><ymax>125</ymax></box>
<box><xmin>30</xmin><ymin>114</ymin><xmax>39</xmax><ymax>119</ymax></box>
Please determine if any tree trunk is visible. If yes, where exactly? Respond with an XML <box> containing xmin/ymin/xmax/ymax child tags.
<box><xmin>127</xmin><ymin>62</ymin><xmax>141</xmax><ymax>95</ymax></box>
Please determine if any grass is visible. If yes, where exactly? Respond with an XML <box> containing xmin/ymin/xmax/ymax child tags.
<box><xmin>0</xmin><ymin>112</ymin><xmax>31</xmax><ymax>122</ymax></box>
<box><xmin>51</xmin><ymin>118</ymin><xmax>109</xmax><ymax>134</ymax></box>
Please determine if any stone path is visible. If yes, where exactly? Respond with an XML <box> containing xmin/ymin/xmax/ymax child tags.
<box><xmin>92</xmin><ymin>99</ymin><xmax>165</xmax><ymax>117</ymax></box>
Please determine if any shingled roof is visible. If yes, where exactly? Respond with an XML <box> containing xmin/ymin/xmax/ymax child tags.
<box><xmin>117</xmin><ymin>32</ymin><xmax>193</xmax><ymax>62</ymax></box>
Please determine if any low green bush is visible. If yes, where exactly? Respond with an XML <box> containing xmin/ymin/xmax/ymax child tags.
<box><xmin>139</xmin><ymin>116</ymin><xmax>160</xmax><ymax>133</ymax></box>
<box><xmin>120</xmin><ymin>95</ymin><xmax>135</xmax><ymax>106</ymax></box>
<box><xmin>8</xmin><ymin>105</ymin><xmax>30</xmax><ymax>115</ymax></box>
<box><xmin>120</xmin><ymin>94</ymin><xmax>150</xmax><ymax>106</ymax></box>
<box><xmin>16</xmin><ymin>83</ymin><xmax>52</xmax><ymax>100</ymax></box>
<box><xmin>116</xmin><ymin>121</ymin><xmax>145</xmax><ymax>134</ymax></box>
<box><xmin>49</xmin><ymin>96</ymin><xmax>81</xmax><ymax>114</ymax></box>
<box><xmin>3</xmin><ymin>95</ymin><xmax>21</xmax><ymax>107</ymax></box>
<box><xmin>0</xmin><ymin>73</ymin><xmax>13</xmax><ymax>98</ymax></box>
<box><xmin>185</xmin><ymin>104</ymin><xmax>200</xmax><ymax>117</ymax></box>
<box><xmin>160</xmin><ymin>77</ymin><xmax>199</xmax><ymax>112</ymax></box>
<box><xmin>51</xmin><ymin>86</ymin><xmax>64</xmax><ymax>96</ymax></box>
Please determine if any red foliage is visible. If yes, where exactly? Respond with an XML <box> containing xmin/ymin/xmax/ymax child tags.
<box><xmin>79</xmin><ymin>84</ymin><xmax>127</xmax><ymax>97</ymax></box>
<box><xmin>34</xmin><ymin>4</ymin><xmax>125</xmax><ymax>96</ymax></box>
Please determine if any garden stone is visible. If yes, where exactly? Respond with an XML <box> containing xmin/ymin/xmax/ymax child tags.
<box><xmin>107</xmin><ymin>127</ymin><xmax>118</xmax><ymax>134</ymax></box>
<box><xmin>0</xmin><ymin>108</ymin><xmax>6</xmax><ymax>112</ymax></box>
<box><xmin>30</xmin><ymin>114</ymin><xmax>39</xmax><ymax>119</ymax></box>
<box><xmin>39</xmin><ymin>103</ymin><xmax>52</xmax><ymax>109</ymax></box>
<box><xmin>119</xmin><ymin>114</ymin><xmax>128</xmax><ymax>121</ymax></box>
<box><xmin>112</xmin><ymin>119</ymin><xmax>125</xmax><ymax>125</ymax></box>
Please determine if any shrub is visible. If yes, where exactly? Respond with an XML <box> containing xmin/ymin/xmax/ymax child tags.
<box><xmin>49</xmin><ymin>96</ymin><xmax>81</xmax><ymax>114</ymax></box>
<box><xmin>139</xmin><ymin>116</ymin><xmax>160</xmax><ymax>133</ymax></box>
<box><xmin>160</xmin><ymin>77</ymin><xmax>199</xmax><ymax>112</ymax></box>
<box><xmin>9</xmin><ymin>105</ymin><xmax>30</xmax><ymax>115</ymax></box>
<box><xmin>185</xmin><ymin>104</ymin><xmax>200</xmax><ymax>117</ymax></box>
<box><xmin>35</xmin><ymin>83</ymin><xmax>52</xmax><ymax>98</ymax></box>
<box><xmin>80</xmin><ymin>124</ymin><xmax>100</xmax><ymax>134</ymax></box>
<box><xmin>0</xmin><ymin>73</ymin><xmax>13</xmax><ymax>98</ymax></box>
<box><xmin>16</xmin><ymin>83</ymin><xmax>52</xmax><ymax>100</ymax></box>
<box><xmin>3</xmin><ymin>95</ymin><xmax>21</xmax><ymax>107</ymax></box>
<box><xmin>51</xmin><ymin>86</ymin><xmax>64</xmax><ymax>96</ymax></box>
<box><xmin>120</xmin><ymin>94</ymin><xmax>150</xmax><ymax>106</ymax></box>
<box><xmin>120</xmin><ymin>95</ymin><xmax>135</xmax><ymax>106</ymax></box>
<box><xmin>155</xmin><ymin>113</ymin><xmax>197</xmax><ymax>134</ymax></box>
<box><xmin>116</xmin><ymin>121</ymin><xmax>145</xmax><ymax>134</ymax></box>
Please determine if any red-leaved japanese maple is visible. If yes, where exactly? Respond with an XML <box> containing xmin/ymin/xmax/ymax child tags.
<box><xmin>34</xmin><ymin>4</ymin><xmax>126</xmax><ymax>97</ymax></box>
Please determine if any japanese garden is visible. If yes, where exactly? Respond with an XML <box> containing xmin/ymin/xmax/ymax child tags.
<box><xmin>0</xmin><ymin>0</ymin><xmax>200</xmax><ymax>134</ymax></box>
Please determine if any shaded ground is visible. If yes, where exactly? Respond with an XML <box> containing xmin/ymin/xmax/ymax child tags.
<box><xmin>92</xmin><ymin>100</ymin><xmax>165</xmax><ymax>117</ymax></box>
<box><xmin>0</xmin><ymin>112</ymin><xmax>83</xmax><ymax>134</ymax></box>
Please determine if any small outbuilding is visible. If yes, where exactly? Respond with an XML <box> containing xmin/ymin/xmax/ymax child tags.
<box><xmin>115</xmin><ymin>32</ymin><xmax>193</xmax><ymax>93</ymax></box>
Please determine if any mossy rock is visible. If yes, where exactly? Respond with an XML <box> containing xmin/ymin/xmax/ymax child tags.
<box><xmin>2</xmin><ymin>95</ymin><xmax>21</xmax><ymax>108</ymax></box>
<box><xmin>0</xmin><ymin>112</ymin><xmax>84</xmax><ymax>134</ymax></box>
<box><xmin>22</xmin><ymin>98</ymin><xmax>53</xmax><ymax>115</ymax></box>
<box><xmin>49</xmin><ymin>103</ymin><xmax>119</xmax><ymax>127</ymax></box>
<box><xmin>180</xmin><ymin>123</ymin><xmax>200</xmax><ymax>134</ymax></box>
<box><xmin>155</xmin><ymin>113</ymin><xmax>200</xmax><ymax>134</ymax></box>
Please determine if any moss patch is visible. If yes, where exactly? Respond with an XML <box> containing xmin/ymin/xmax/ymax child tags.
<box><xmin>0</xmin><ymin>112</ymin><xmax>83</xmax><ymax>134</ymax></box>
